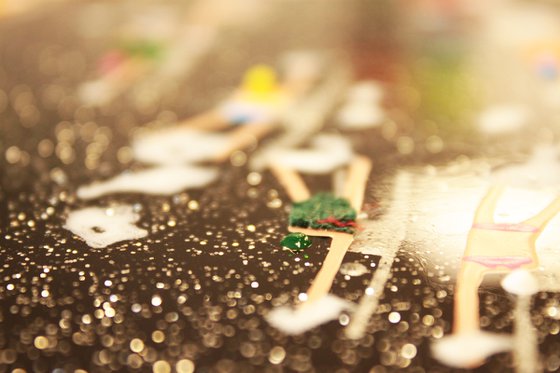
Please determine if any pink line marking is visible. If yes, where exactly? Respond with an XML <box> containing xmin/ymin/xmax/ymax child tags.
<box><xmin>463</xmin><ymin>256</ymin><xmax>533</xmax><ymax>269</ymax></box>
<box><xmin>472</xmin><ymin>223</ymin><xmax>539</xmax><ymax>233</ymax></box>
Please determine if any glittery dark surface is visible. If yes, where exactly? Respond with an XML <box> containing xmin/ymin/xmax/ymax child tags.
<box><xmin>2</xmin><ymin>2</ymin><xmax>560</xmax><ymax>373</ymax></box>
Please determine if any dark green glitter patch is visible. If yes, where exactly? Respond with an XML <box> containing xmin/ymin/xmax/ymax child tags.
<box><xmin>289</xmin><ymin>193</ymin><xmax>357</xmax><ymax>233</ymax></box>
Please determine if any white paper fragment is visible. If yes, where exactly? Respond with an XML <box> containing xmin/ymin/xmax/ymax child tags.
<box><xmin>501</xmin><ymin>269</ymin><xmax>539</xmax><ymax>296</ymax></box>
<box><xmin>266</xmin><ymin>294</ymin><xmax>354</xmax><ymax>335</ymax></box>
<box><xmin>431</xmin><ymin>331</ymin><xmax>512</xmax><ymax>368</ymax></box>
<box><xmin>346</xmin><ymin>81</ymin><xmax>384</xmax><ymax>103</ymax></box>
<box><xmin>337</xmin><ymin>81</ymin><xmax>385</xmax><ymax>129</ymax></box>
<box><xmin>77</xmin><ymin>166</ymin><xmax>219</xmax><ymax>199</ymax></box>
<box><xmin>64</xmin><ymin>206</ymin><xmax>147</xmax><ymax>248</ymax></box>
<box><xmin>132</xmin><ymin>128</ymin><xmax>231</xmax><ymax>165</ymax></box>
<box><xmin>337</xmin><ymin>103</ymin><xmax>385</xmax><ymax>129</ymax></box>
<box><xmin>268</xmin><ymin>134</ymin><xmax>354</xmax><ymax>174</ymax></box>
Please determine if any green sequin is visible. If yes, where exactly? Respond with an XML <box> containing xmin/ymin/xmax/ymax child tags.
<box><xmin>289</xmin><ymin>193</ymin><xmax>357</xmax><ymax>233</ymax></box>
<box><xmin>280</xmin><ymin>232</ymin><xmax>312</xmax><ymax>251</ymax></box>
<box><xmin>118</xmin><ymin>40</ymin><xmax>164</xmax><ymax>60</ymax></box>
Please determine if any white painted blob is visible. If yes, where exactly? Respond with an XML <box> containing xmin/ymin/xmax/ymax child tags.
<box><xmin>501</xmin><ymin>269</ymin><xmax>539</xmax><ymax>296</ymax></box>
<box><xmin>337</xmin><ymin>81</ymin><xmax>385</xmax><ymax>130</ymax></box>
<box><xmin>431</xmin><ymin>331</ymin><xmax>512</xmax><ymax>368</ymax></box>
<box><xmin>505</xmin><ymin>270</ymin><xmax>541</xmax><ymax>373</ymax></box>
<box><xmin>267</xmin><ymin>134</ymin><xmax>354</xmax><ymax>174</ymax></box>
<box><xmin>477</xmin><ymin>104</ymin><xmax>529</xmax><ymax>135</ymax></box>
<box><xmin>77</xmin><ymin>166</ymin><xmax>219</xmax><ymax>200</ymax></box>
<box><xmin>266</xmin><ymin>294</ymin><xmax>354</xmax><ymax>335</ymax></box>
<box><xmin>64</xmin><ymin>206</ymin><xmax>147</xmax><ymax>248</ymax></box>
<box><xmin>280</xmin><ymin>50</ymin><xmax>324</xmax><ymax>84</ymax></box>
<box><xmin>132</xmin><ymin>128</ymin><xmax>230</xmax><ymax>165</ymax></box>
<box><xmin>336</xmin><ymin>103</ymin><xmax>385</xmax><ymax>130</ymax></box>
<box><xmin>346</xmin><ymin>81</ymin><xmax>384</xmax><ymax>103</ymax></box>
<box><xmin>339</xmin><ymin>262</ymin><xmax>368</xmax><ymax>277</ymax></box>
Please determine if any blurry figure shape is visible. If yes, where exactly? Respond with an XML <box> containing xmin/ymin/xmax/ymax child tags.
<box><xmin>77</xmin><ymin>166</ymin><xmax>219</xmax><ymax>200</ymax></box>
<box><xmin>431</xmin><ymin>331</ymin><xmax>512</xmax><ymax>369</ymax></box>
<box><xmin>250</xmin><ymin>59</ymin><xmax>351</xmax><ymax>170</ymax></box>
<box><xmin>134</xmin><ymin>0</ymin><xmax>272</xmax><ymax>107</ymax></box>
<box><xmin>219</xmin><ymin>65</ymin><xmax>288</xmax><ymax>125</ymax></box>
<box><xmin>337</xmin><ymin>81</ymin><xmax>385</xmax><ymax>129</ymax></box>
<box><xmin>453</xmin><ymin>186</ymin><xmax>560</xmax><ymax>334</ymax></box>
<box><xmin>79</xmin><ymin>0</ymin><xmax>272</xmax><ymax>108</ymax></box>
<box><xmin>161</xmin><ymin>58</ymin><xmax>328</xmax><ymax>164</ymax></box>
<box><xmin>477</xmin><ymin>104</ymin><xmax>529</xmax><ymax>135</ymax></box>
<box><xmin>78</xmin><ymin>5</ymin><xmax>177</xmax><ymax>106</ymax></box>
<box><xmin>80</xmin><ymin>58</ymin><xmax>321</xmax><ymax>200</ymax></box>
<box><xmin>64</xmin><ymin>206</ymin><xmax>147</xmax><ymax>248</ymax></box>
<box><xmin>523</xmin><ymin>40</ymin><xmax>560</xmax><ymax>81</ymax></box>
<box><xmin>132</xmin><ymin>129</ymin><xmax>230</xmax><ymax>165</ymax></box>
<box><xmin>433</xmin><ymin>186</ymin><xmax>560</xmax><ymax>368</ymax></box>
<box><xmin>265</xmin><ymin>294</ymin><xmax>354</xmax><ymax>335</ymax></box>
<box><xmin>266</xmin><ymin>134</ymin><xmax>354</xmax><ymax>175</ymax></box>
<box><xmin>345</xmin><ymin>171</ymin><xmax>412</xmax><ymax>339</ymax></box>
<box><xmin>154</xmin><ymin>65</ymin><xmax>285</xmax><ymax>163</ymax></box>
<box><xmin>79</xmin><ymin>41</ymin><xmax>166</xmax><ymax>106</ymax></box>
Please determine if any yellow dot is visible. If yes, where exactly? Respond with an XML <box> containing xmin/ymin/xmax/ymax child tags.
<box><xmin>242</xmin><ymin>64</ymin><xmax>279</xmax><ymax>99</ymax></box>
<box><xmin>34</xmin><ymin>336</ymin><xmax>49</xmax><ymax>350</ymax></box>
<box><xmin>129</xmin><ymin>338</ymin><xmax>144</xmax><ymax>353</ymax></box>
<box><xmin>176</xmin><ymin>359</ymin><xmax>195</xmax><ymax>373</ymax></box>
<box><xmin>153</xmin><ymin>360</ymin><xmax>171</xmax><ymax>373</ymax></box>
<box><xmin>151</xmin><ymin>330</ymin><xmax>165</xmax><ymax>343</ymax></box>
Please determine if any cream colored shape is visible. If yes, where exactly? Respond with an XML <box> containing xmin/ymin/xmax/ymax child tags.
<box><xmin>64</xmin><ymin>205</ymin><xmax>147</xmax><ymax>248</ymax></box>
<box><xmin>77</xmin><ymin>166</ymin><xmax>219</xmax><ymax>199</ymax></box>
<box><xmin>132</xmin><ymin>128</ymin><xmax>231</xmax><ymax>165</ymax></box>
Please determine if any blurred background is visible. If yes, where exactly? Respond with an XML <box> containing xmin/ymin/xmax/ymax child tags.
<box><xmin>2</xmin><ymin>1</ymin><xmax>560</xmax><ymax>372</ymax></box>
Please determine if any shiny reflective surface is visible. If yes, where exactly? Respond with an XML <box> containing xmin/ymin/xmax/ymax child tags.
<box><xmin>2</xmin><ymin>1</ymin><xmax>560</xmax><ymax>372</ymax></box>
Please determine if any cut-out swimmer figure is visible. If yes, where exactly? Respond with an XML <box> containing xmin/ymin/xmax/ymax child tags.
<box><xmin>522</xmin><ymin>39</ymin><xmax>560</xmax><ymax>80</ymax></box>
<box><xmin>270</xmin><ymin>154</ymin><xmax>372</xmax><ymax>304</ymax></box>
<box><xmin>433</xmin><ymin>185</ymin><xmax>560</xmax><ymax>368</ymax></box>
<box><xmin>455</xmin><ymin>186</ymin><xmax>560</xmax><ymax>334</ymax></box>
<box><xmin>176</xmin><ymin>63</ymin><xmax>319</xmax><ymax>162</ymax></box>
